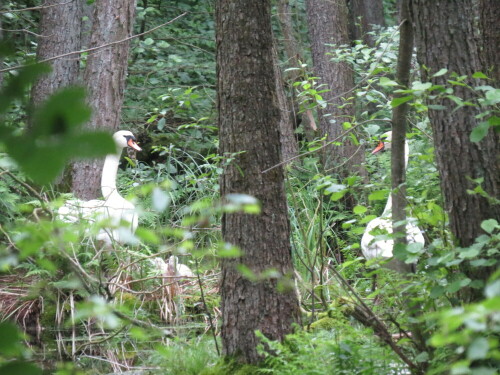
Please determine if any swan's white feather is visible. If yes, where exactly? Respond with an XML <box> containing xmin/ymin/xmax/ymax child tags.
<box><xmin>361</xmin><ymin>131</ymin><xmax>425</xmax><ymax>261</ymax></box>
<box><xmin>58</xmin><ymin>196</ymin><xmax>138</xmax><ymax>244</ymax></box>
<box><xmin>361</xmin><ymin>216</ymin><xmax>425</xmax><ymax>259</ymax></box>
<box><xmin>58</xmin><ymin>130</ymin><xmax>140</xmax><ymax>245</ymax></box>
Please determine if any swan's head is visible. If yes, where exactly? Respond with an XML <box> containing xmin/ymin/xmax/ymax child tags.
<box><xmin>113</xmin><ymin>130</ymin><xmax>142</xmax><ymax>151</ymax></box>
<box><xmin>371</xmin><ymin>131</ymin><xmax>392</xmax><ymax>154</ymax></box>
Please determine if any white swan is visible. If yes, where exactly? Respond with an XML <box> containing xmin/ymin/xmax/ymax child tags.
<box><xmin>361</xmin><ymin>131</ymin><xmax>425</xmax><ymax>260</ymax></box>
<box><xmin>58</xmin><ymin>130</ymin><xmax>142</xmax><ymax>245</ymax></box>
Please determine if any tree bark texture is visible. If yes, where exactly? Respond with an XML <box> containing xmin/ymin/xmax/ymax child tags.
<box><xmin>276</xmin><ymin>0</ymin><xmax>314</xmax><ymax>139</ymax></box>
<box><xmin>30</xmin><ymin>0</ymin><xmax>82</xmax><ymax>109</ymax></box>
<box><xmin>277</xmin><ymin>0</ymin><xmax>302</xmax><ymax>75</ymax></box>
<box><xmin>216</xmin><ymin>0</ymin><xmax>300</xmax><ymax>363</ymax></box>
<box><xmin>0</xmin><ymin>17</ymin><xmax>3</xmax><ymax>88</ymax></box>
<box><xmin>273</xmin><ymin>42</ymin><xmax>298</xmax><ymax>163</ymax></box>
<box><xmin>306</xmin><ymin>0</ymin><xmax>363</xmax><ymax>177</ymax></box>
<box><xmin>478</xmin><ymin>0</ymin><xmax>500</xmax><ymax>84</ymax></box>
<box><xmin>347</xmin><ymin>0</ymin><xmax>385</xmax><ymax>46</ymax></box>
<box><xmin>71</xmin><ymin>0</ymin><xmax>136</xmax><ymax>200</ymax></box>
<box><xmin>412</xmin><ymin>0</ymin><xmax>500</xmax><ymax>248</ymax></box>
<box><xmin>390</xmin><ymin>0</ymin><xmax>413</xmax><ymax>274</ymax></box>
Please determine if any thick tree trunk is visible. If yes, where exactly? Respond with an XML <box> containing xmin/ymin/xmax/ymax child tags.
<box><xmin>412</xmin><ymin>0</ymin><xmax>500</xmax><ymax>293</ymax></box>
<box><xmin>216</xmin><ymin>0</ymin><xmax>300</xmax><ymax>363</ymax></box>
<box><xmin>80</xmin><ymin>2</ymin><xmax>94</xmax><ymax>51</ymax></box>
<box><xmin>30</xmin><ymin>0</ymin><xmax>82</xmax><ymax>109</ymax></box>
<box><xmin>306</xmin><ymin>0</ymin><xmax>364</xmax><ymax>179</ymax></box>
<box><xmin>478</xmin><ymin>0</ymin><xmax>500</xmax><ymax>84</ymax></box>
<box><xmin>348</xmin><ymin>0</ymin><xmax>385</xmax><ymax>46</ymax></box>
<box><xmin>71</xmin><ymin>0</ymin><xmax>136</xmax><ymax>200</ymax></box>
<box><xmin>390</xmin><ymin>0</ymin><xmax>413</xmax><ymax>274</ymax></box>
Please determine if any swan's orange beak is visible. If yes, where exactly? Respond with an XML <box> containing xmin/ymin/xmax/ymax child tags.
<box><xmin>128</xmin><ymin>138</ymin><xmax>142</xmax><ymax>152</ymax></box>
<box><xmin>371</xmin><ymin>140</ymin><xmax>385</xmax><ymax>154</ymax></box>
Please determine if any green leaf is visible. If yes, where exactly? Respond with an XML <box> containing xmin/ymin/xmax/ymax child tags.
<box><xmin>459</xmin><ymin>247</ymin><xmax>480</xmax><ymax>259</ymax></box>
<box><xmin>135</xmin><ymin>228</ymin><xmax>159</xmax><ymax>244</ymax></box>
<box><xmin>0</xmin><ymin>62</ymin><xmax>51</xmax><ymax>113</ymax></box>
<box><xmin>31</xmin><ymin>87</ymin><xmax>91</xmax><ymax>137</ymax></box>
<box><xmin>330</xmin><ymin>190</ymin><xmax>347</xmax><ymax>201</ymax></box>
<box><xmin>0</xmin><ymin>362</ymin><xmax>41</xmax><ymax>375</ymax></box>
<box><xmin>157</xmin><ymin>117</ymin><xmax>166</xmax><ymax>130</ymax></box>
<box><xmin>4</xmin><ymin>87</ymin><xmax>115</xmax><ymax>184</ymax></box>
<box><xmin>236</xmin><ymin>264</ymin><xmax>257</xmax><ymax>281</ymax></box>
<box><xmin>472</xmin><ymin>71</ymin><xmax>488</xmax><ymax>79</ymax></box>
<box><xmin>218</xmin><ymin>243</ymin><xmax>243</xmax><ymax>258</ymax></box>
<box><xmin>485</xmin><ymin>89</ymin><xmax>500</xmax><ymax>104</ymax></box>
<box><xmin>430</xmin><ymin>286</ymin><xmax>445</xmax><ymax>298</ymax></box>
<box><xmin>152</xmin><ymin>187</ymin><xmax>170</xmax><ymax>212</ymax></box>
<box><xmin>391</xmin><ymin>95</ymin><xmax>413</xmax><ymax>107</ymax></box>
<box><xmin>415</xmin><ymin>351</ymin><xmax>429</xmax><ymax>363</ymax></box>
<box><xmin>353</xmin><ymin>205</ymin><xmax>367</xmax><ymax>215</ymax></box>
<box><xmin>470</xmin><ymin>121</ymin><xmax>490</xmax><ymax>142</ymax></box>
<box><xmin>360</xmin><ymin>215</ymin><xmax>377</xmax><ymax>224</ymax></box>
<box><xmin>368</xmin><ymin>189</ymin><xmax>388</xmax><ymax>201</ymax></box>
<box><xmin>488</xmin><ymin>115</ymin><xmax>500</xmax><ymax>126</ymax></box>
<box><xmin>447</xmin><ymin>278</ymin><xmax>471</xmax><ymax>293</ymax></box>
<box><xmin>144</xmin><ymin>37</ymin><xmax>154</xmax><ymax>45</ymax></box>
<box><xmin>467</xmin><ymin>337</ymin><xmax>489</xmax><ymax>360</ymax></box>
<box><xmin>325</xmin><ymin>183</ymin><xmax>347</xmax><ymax>194</ymax></box>
<box><xmin>432</xmin><ymin>68</ymin><xmax>448</xmax><ymax>77</ymax></box>
<box><xmin>0</xmin><ymin>322</ymin><xmax>23</xmax><ymax>356</ymax></box>
<box><xmin>481</xmin><ymin>219</ymin><xmax>498</xmax><ymax>234</ymax></box>
<box><xmin>485</xmin><ymin>279</ymin><xmax>500</xmax><ymax>298</ymax></box>
<box><xmin>379</xmin><ymin>77</ymin><xmax>398</xmax><ymax>86</ymax></box>
<box><xmin>407</xmin><ymin>242</ymin><xmax>424</xmax><ymax>254</ymax></box>
<box><xmin>411</xmin><ymin>81</ymin><xmax>432</xmax><ymax>91</ymax></box>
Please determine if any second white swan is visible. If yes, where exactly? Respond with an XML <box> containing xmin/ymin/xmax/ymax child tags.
<box><xmin>361</xmin><ymin>131</ymin><xmax>425</xmax><ymax>260</ymax></box>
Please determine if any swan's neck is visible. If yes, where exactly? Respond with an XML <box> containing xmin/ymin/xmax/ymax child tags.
<box><xmin>382</xmin><ymin>194</ymin><xmax>393</xmax><ymax>216</ymax></box>
<box><xmin>382</xmin><ymin>141</ymin><xmax>409</xmax><ymax>217</ymax></box>
<box><xmin>101</xmin><ymin>149</ymin><xmax>122</xmax><ymax>200</ymax></box>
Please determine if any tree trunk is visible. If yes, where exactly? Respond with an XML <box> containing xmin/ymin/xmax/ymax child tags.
<box><xmin>306</xmin><ymin>0</ymin><xmax>364</xmax><ymax>192</ymax></box>
<box><xmin>273</xmin><ymin>42</ymin><xmax>298</xmax><ymax>163</ymax></box>
<box><xmin>71</xmin><ymin>0</ymin><xmax>136</xmax><ymax>200</ymax></box>
<box><xmin>0</xmin><ymin>17</ymin><xmax>3</xmax><ymax>88</ymax></box>
<box><xmin>478</xmin><ymin>0</ymin><xmax>500</xmax><ymax>84</ymax></box>
<box><xmin>412</xmin><ymin>0</ymin><xmax>500</xmax><ymax>291</ymax></box>
<box><xmin>30</xmin><ymin>0</ymin><xmax>82</xmax><ymax>109</ymax></box>
<box><xmin>216</xmin><ymin>0</ymin><xmax>300</xmax><ymax>363</ymax></box>
<box><xmin>390</xmin><ymin>0</ymin><xmax>413</xmax><ymax>274</ymax></box>
<box><xmin>276</xmin><ymin>0</ymin><xmax>314</xmax><ymax>139</ymax></box>
<box><xmin>348</xmin><ymin>0</ymin><xmax>385</xmax><ymax>46</ymax></box>
<box><xmin>80</xmin><ymin>2</ymin><xmax>94</xmax><ymax>51</ymax></box>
